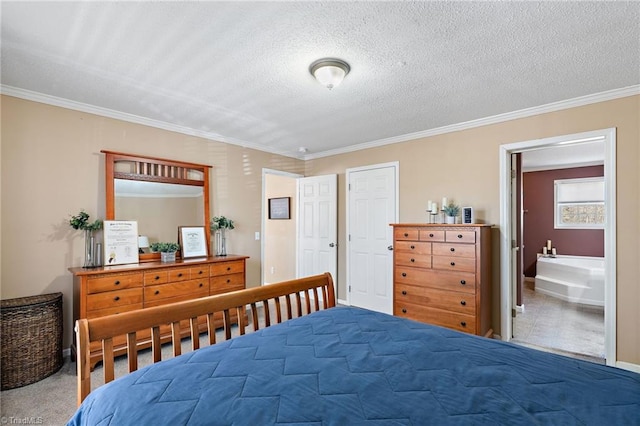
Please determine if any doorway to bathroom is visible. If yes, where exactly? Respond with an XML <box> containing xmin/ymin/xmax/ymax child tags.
<box><xmin>499</xmin><ymin>128</ymin><xmax>616</xmax><ymax>366</ymax></box>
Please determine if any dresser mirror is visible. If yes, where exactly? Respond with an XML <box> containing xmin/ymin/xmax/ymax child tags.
<box><xmin>103</xmin><ymin>150</ymin><xmax>211</xmax><ymax>262</ymax></box>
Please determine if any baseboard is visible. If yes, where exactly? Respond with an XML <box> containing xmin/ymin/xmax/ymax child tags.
<box><xmin>616</xmin><ymin>361</ymin><xmax>640</xmax><ymax>373</ymax></box>
<box><xmin>337</xmin><ymin>298</ymin><xmax>348</xmax><ymax>306</ymax></box>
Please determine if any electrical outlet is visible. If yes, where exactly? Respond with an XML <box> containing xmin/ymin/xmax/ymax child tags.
<box><xmin>270</xmin><ymin>266</ymin><xmax>275</xmax><ymax>274</ymax></box>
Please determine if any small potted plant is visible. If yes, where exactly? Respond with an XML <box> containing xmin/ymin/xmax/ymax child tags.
<box><xmin>69</xmin><ymin>210</ymin><xmax>103</xmax><ymax>268</ymax></box>
<box><xmin>443</xmin><ymin>203</ymin><xmax>460</xmax><ymax>224</ymax></box>
<box><xmin>150</xmin><ymin>242</ymin><xmax>180</xmax><ymax>262</ymax></box>
<box><xmin>210</xmin><ymin>216</ymin><xmax>234</xmax><ymax>256</ymax></box>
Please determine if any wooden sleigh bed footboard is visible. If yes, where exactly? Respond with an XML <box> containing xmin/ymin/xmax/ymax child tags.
<box><xmin>75</xmin><ymin>272</ymin><xmax>335</xmax><ymax>406</ymax></box>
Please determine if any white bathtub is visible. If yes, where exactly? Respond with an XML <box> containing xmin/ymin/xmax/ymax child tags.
<box><xmin>535</xmin><ymin>255</ymin><xmax>604</xmax><ymax>306</ymax></box>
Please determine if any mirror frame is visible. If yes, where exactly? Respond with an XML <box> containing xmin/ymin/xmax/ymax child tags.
<box><xmin>102</xmin><ymin>150</ymin><xmax>211</xmax><ymax>262</ymax></box>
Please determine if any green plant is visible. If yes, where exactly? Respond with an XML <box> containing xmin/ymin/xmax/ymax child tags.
<box><xmin>210</xmin><ymin>216</ymin><xmax>235</xmax><ymax>233</ymax></box>
<box><xmin>443</xmin><ymin>203</ymin><xmax>460</xmax><ymax>217</ymax></box>
<box><xmin>69</xmin><ymin>210</ymin><xmax>102</xmax><ymax>231</ymax></box>
<box><xmin>150</xmin><ymin>242</ymin><xmax>180</xmax><ymax>253</ymax></box>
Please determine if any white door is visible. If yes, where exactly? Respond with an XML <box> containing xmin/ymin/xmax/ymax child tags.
<box><xmin>347</xmin><ymin>163</ymin><xmax>398</xmax><ymax>314</ymax></box>
<box><xmin>297</xmin><ymin>175</ymin><xmax>338</xmax><ymax>284</ymax></box>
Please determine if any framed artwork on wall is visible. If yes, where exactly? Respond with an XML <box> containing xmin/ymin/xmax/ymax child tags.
<box><xmin>268</xmin><ymin>197</ymin><xmax>290</xmax><ymax>220</ymax></box>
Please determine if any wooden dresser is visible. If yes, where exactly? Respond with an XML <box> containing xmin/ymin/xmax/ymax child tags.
<box><xmin>69</xmin><ymin>255</ymin><xmax>248</xmax><ymax>368</ymax></box>
<box><xmin>391</xmin><ymin>224</ymin><xmax>492</xmax><ymax>337</ymax></box>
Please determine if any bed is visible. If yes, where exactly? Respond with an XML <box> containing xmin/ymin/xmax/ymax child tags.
<box><xmin>69</xmin><ymin>273</ymin><xmax>640</xmax><ymax>425</ymax></box>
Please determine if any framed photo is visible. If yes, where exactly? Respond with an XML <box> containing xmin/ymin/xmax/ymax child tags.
<box><xmin>178</xmin><ymin>226</ymin><xmax>208</xmax><ymax>258</ymax></box>
<box><xmin>103</xmin><ymin>220</ymin><xmax>139</xmax><ymax>265</ymax></box>
<box><xmin>268</xmin><ymin>197</ymin><xmax>290</xmax><ymax>219</ymax></box>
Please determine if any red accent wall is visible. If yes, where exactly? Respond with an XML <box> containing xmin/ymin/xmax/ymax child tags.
<box><xmin>523</xmin><ymin>166</ymin><xmax>604</xmax><ymax>278</ymax></box>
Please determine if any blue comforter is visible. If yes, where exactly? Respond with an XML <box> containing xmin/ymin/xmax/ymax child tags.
<box><xmin>69</xmin><ymin>307</ymin><xmax>640</xmax><ymax>425</ymax></box>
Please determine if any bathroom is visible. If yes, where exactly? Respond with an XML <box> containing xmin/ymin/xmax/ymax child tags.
<box><xmin>513</xmin><ymin>142</ymin><xmax>605</xmax><ymax>362</ymax></box>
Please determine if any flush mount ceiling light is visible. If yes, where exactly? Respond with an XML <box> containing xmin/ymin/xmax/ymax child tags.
<box><xmin>309</xmin><ymin>58</ymin><xmax>350</xmax><ymax>89</ymax></box>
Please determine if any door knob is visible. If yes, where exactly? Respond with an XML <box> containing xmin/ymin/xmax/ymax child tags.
<box><xmin>329</xmin><ymin>243</ymin><xmax>336</xmax><ymax>247</ymax></box>
<box><xmin>387</xmin><ymin>245</ymin><xmax>394</xmax><ymax>251</ymax></box>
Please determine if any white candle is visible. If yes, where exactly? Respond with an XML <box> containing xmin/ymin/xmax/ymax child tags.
<box><xmin>546</xmin><ymin>240</ymin><xmax>552</xmax><ymax>250</ymax></box>
<box><xmin>442</xmin><ymin>197</ymin><xmax>448</xmax><ymax>208</ymax></box>
<box><xmin>543</xmin><ymin>247</ymin><xmax>548</xmax><ymax>255</ymax></box>
<box><xmin>552</xmin><ymin>248</ymin><xmax>557</xmax><ymax>256</ymax></box>
<box><xmin>427</xmin><ymin>200</ymin><xmax>433</xmax><ymax>211</ymax></box>
<box><xmin>432</xmin><ymin>202</ymin><xmax>438</xmax><ymax>213</ymax></box>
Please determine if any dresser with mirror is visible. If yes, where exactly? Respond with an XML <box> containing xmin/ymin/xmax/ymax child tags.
<box><xmin>70</xmin><ymin>151</ymin><xmax>248</xmax><ymax>369</ymax></box>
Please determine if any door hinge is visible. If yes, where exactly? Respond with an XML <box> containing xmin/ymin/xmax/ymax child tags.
<box><xmin>348</xmin><ymin>183</ymin><xmax>351</xmax><ymax>191</ymax></box>
<box><xmin>511</xmin><ymin>308</ymin><xmax>516</xmax><ymax>318</ymax></box>
<box><xmin>511</xmin><ymin>169</ymin><xmax>516</xmax><ymax>179</ymax></box>
<box><xmin>348</xmin><ymin>285</ymin><xmax>351</xmax><ymax>292</ymax></box>
<box><xmin>511</xmin><ymin>239</ymin><xmax>517</xmax><ymax>249</ymax></box>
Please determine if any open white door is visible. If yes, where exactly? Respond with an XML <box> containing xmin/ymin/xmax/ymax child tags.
<box><xmin>297</xmin><ymin>175</ymin><xmax>338</xmax><ymax>285</ymax></box>
<box><xmin>347</xmin><ymin>163</ymin><xmax>398</xmax><ymax>314</ymax></box>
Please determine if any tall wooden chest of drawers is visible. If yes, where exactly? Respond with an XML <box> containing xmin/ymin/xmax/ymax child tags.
<box><xmin>69</xmin><ymin>255</ymin><xmax>248</xmax><ymax>368</ymax></box>
<box><xmin>391</xmin><ymin>224</ymin><xmax>492</xmax><ymax>337</ymax></box>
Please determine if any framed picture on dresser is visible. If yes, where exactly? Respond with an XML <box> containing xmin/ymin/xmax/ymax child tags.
<box><xmin>178</xmin><ymin>226</ymin><xmax>208</xmax><ymax>258</ymax></box>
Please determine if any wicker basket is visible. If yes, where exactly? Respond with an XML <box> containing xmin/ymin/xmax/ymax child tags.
<box><xmin>1</xmin><ymin>292</ymin><xmax>63</xmax><ymax>390</ymax></box>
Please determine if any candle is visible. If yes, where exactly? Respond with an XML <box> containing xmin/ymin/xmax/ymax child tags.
<box><xmin>552</xmin><ymin>248</ymin><xmax>557</xmax><ymax>256</ymax></box>
<box><xmin>442</xmin><ymin>197</ymin><xmax>448</xmax><ymax>208</ymax></box>
<box><xmin>427</xmin><ymin>200</ymin><xmax>433</xmax><ymax>211</ymax></box>
<box><xmin>432</xmin><ymin>202</ymin><xmax>438</xmax><ymax>212</ymax></box>
<box><xmin>546</xmin><ymin>240</ymin><xmax>552</xmax><ymax>250</ymax></box>
<box><xmin>543</xmin><ymin>247</ymin><xmax>548</xmax><ymax>255</ymax></box>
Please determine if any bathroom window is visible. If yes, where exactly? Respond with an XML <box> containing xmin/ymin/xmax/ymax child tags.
<box><xmin>554</xmin><ymin>177</ymin><xmax>605</xmax><ymax>229</ymax></box>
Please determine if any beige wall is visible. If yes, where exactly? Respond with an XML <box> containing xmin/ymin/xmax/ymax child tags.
<box><xmin>0</xmin><ymin>95</ymin><xmax>304</xmax><ymax>348</ymax></box>
<box><xmin>263</xmin><ymin>174</ymin><xmax>297</xmax><ymax>283</ymax></box>
<box><xmin>1</xmin><ymin>94</ymin><xmax>638</xmax><ymax>365</ymax></box>
<box><xmin>306</xmin><ymin>95</ymin><xmax>640</xmax><ymax>365</ymax></box>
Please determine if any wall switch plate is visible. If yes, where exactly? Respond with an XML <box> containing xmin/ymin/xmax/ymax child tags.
<box><xmin>255</xmin><ymin>232</ymin><xmax>260</xmax><ymax>240</ymax></box>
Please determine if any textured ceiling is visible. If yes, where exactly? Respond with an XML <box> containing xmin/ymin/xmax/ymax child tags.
<box><xmin>1</xmin><ymin>1</ymin><xmax>639</xmax><ymax>160</ymax></box>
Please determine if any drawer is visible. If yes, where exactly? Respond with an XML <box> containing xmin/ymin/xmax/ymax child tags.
<box><xmin>144</xmin><ymin>291</ymin><xmax>210</xmax><ymax>308</ymax></box>
<box><xmin>87</xmin><ymin>288</ymin><xmax>143</xmax><ymax>312</ymax></box>
<box><xmin>395</xmin><ymin>241</ymin><xmax>431</xmax><ymax>255</ymax></box>
<box><xmin>86</xmin><ymin>302</ymin><xmax>143</xmax><ymax>319</ymax></box>
<box><xmin>144</xmin><ymin>279</ymin><xmax>208</xmax><ymax>302</ymax></box>
<box><xmin>211</xmin><ymin>273</ymin><xmax>245</xmax><ymax>293</ymax></box>
<box><xmin>432</xmin><ymin>243</ymin><xmax>476</xmax><ymax>258</ymax></box>
<box><xmin>395</xmin><ymin>252</ymin><xmax>431</xmax><ymax>269</ymax></box>
<box><xmin>395</xmin><ymin>267</ymin><xmax>476</xmax><ymax>294</ymax></box>
<box><xmin>395</xmin><ymin>283</ymin><xmax>476</xmax><ymax>315</ymax></box>
<box><xmin>394</xmin><ymin>302</ymin><xmax>476</xmax><ymax>333</ymax></box>
<box><xmin>394</xmin><ymin>227</ymin><xmax>419</xmax><ymax>241</ymax></box>
<box><xmin>211</xmin><ymin>261</ymin><xmax>245</xmax><ymax>276</ymax></box>
<box><xmin>189</xmin><ymin>265</ymin><xmax>210</xmax><ymax>279</ymax></box>
<box><xmin>144</xmin><ymin>270</ymin><xmax>169</xmax><ymax>285</ymax></box>
<box><xmin>419</xmin><ymin>230</ymin><xmax>445</xmax><ymax>242</ymax></box>
<box><xmin>432</xmin><ymin>256</ymin><xmax>476</xmax><ymax>273</ymax></box>
<box><xmin>168</xmin><ymin>267</ymin><xmax>191</xmax><ymax>282</ymax></box>
<box><xmin>445</xmin><ymin>230</ymin><xmax>476</xmax><ymax>244</ymax></box>
<box><xmin>87</xmin><ymin>273</ymin><xmax>143</xmax><ymax>294</ymax></box>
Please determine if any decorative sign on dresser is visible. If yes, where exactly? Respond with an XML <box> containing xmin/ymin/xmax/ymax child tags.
<box><xmin>390</xmin><ymin>224</ymin><xmax>492</xmax><ymax>337</ymax></box>
<box><xmin>69</xmin><ymin>255</ymin><xmax>248</xmax><ymax>369</ymax></box>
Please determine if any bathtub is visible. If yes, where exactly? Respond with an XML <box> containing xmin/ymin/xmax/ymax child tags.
<box><xmin>535</xmin><ymin>255</ymin><xmax>604</xmax><ymax>306</ymax></box>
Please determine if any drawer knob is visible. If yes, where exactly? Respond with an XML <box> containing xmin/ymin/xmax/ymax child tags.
<box><xmin>227</xmin><ymin>267</ymin><xmax>231</xmax><ymax>271</ymax></box>
<box><xmin>450</xmin><ymin>262</ymin><xmax>455</xmax><ymax>266</ymax></box>
<box><xmin>460</xmin><ymin>321</ymin><xmax>467</xmax><ymax>327</ymax></box>
<box><xmin>404</xmin><ymin>233</ymin><xmax>409</xmax><ymax>237</ymax></box>
<box><xmin>226</xmin><ymin>279</ymin><xmax>231</xmax><ymax>283</ymax></box>
<box><xmin>410</xmin><ymin>258</ymin><xmax>415</xmax><ymax>263</ymax></box>
<box><xmin>114</xmin><ymin>280</ymin><xmax>120</xmax><ymax>285</ymax></box>
<box><xmin>429</xmin><ymin>233</ymin><xmax>434</xmax><ymax>237</ymax></box>
<box><xmin>450</xmin><ymin>248</ymin><xmax>455</xmax><ymax>252</ymax></box>
<box><xmin>401</xmin><ymin>272</ymin><xmax>407</xmax><ymax>277</ymax></box>
<box><xmin>154</xmin><ymin>290</ymin><xmax>160</xmax><ymax>295</ymax></box>
<box><xmin>460</xmin><ymin>300</ymin><xmax>466</xmax><ymax>306</ymax></box>
<box><xmin>154</xmin><ymin>276</ymin><xmax>160</xmax><ymax>280</ymax></box>
<box><xmin>410</xmin><ymin>245</ymin><xmax>415</xmax><ymax>249</ymax></box>
<box><xmin>114</xmin><ymin>296</ymin><xmax>120</xmax><ymax>301</ymax></box>
<box><xmin>457</xmin><ymin>234</ymin><xmax>463</xmax><ymax>239</ymax></box>
<box><xmin>460</xmin><ymin>280</ymin><xmax>466</xmax><ymax>285</ymax></box>
<box><xmin>402</xmin><ymin>290</ymin><xmax>407</xmax><ymax>295</ymax></box>
<box><xmin>198</xmin><ymin>271</ymin><xmax>203</xmax><ymax>275</ymax></box>
<box><xmin>199</xmin><ymin>283</ymin><xmax>204</xmax><ymax>287</ymax></box>
<box><xmin>402</xmin><ymin>308</ymin><xmax>407</xmax><ymax>313</ymax></box>
<box><xmin>178</xmin><ymin>273</ymin><xmax>183</xmax><ymax>277</ymax></box>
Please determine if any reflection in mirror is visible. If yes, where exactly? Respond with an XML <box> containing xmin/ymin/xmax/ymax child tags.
<box><xmin>115</xmin><ymin>180</ymin><xmax>204</xmax><ymax>245</ymax></box>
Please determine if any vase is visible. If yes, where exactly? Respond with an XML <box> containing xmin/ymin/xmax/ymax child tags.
<box><xmin>161</xmin><ymin>251</ymin><xmax>176</xmax><ymax>262</ymax></box>
<box><xmin>216</xmin><ymin>228</ymin><xmax>227</xmax><ymax>256</ymax></box>
<box><xmin>446</xmin><ymin>216</ymin><xmax>456</xmax><ymax>224</ymax></box>
<box><xmin>83</xmin><ymin>230</ymin><xmax>95</xmax><ymax>268</ymax></box>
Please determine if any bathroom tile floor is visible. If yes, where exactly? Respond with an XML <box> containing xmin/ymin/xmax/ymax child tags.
<box><xmin>512</xmin><ymin>282</ymin><xmax>605</xmax><ymax>363</ymax></box>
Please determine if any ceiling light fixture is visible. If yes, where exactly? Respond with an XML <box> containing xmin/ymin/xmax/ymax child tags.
<box><xmin>309</xmin><ymin>58</ymin><xmax>350</xmax><ymax>89</ymax></box>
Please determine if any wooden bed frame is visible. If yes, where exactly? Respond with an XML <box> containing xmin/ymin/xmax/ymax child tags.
<box><xmin>75</xmin><ymin>273</ymin><xmax>335</xmax><ymax>406</ymax></box>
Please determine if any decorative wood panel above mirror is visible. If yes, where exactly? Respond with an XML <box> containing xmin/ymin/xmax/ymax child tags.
<box><xmin>102</xmin><ymin>150</ymin><xmax>211</xmax><ymax>262</ymax></box>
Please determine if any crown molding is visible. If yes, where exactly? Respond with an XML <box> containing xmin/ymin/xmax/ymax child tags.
<box><xmin>304</xmin><ymin>85</ymin><xmax>640</xmax><ymax>160</ymax></box>
<box><xmin>2</xmin><ymin>84</ymin><xmax>638</xmax><ymax>161</ymax></box>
